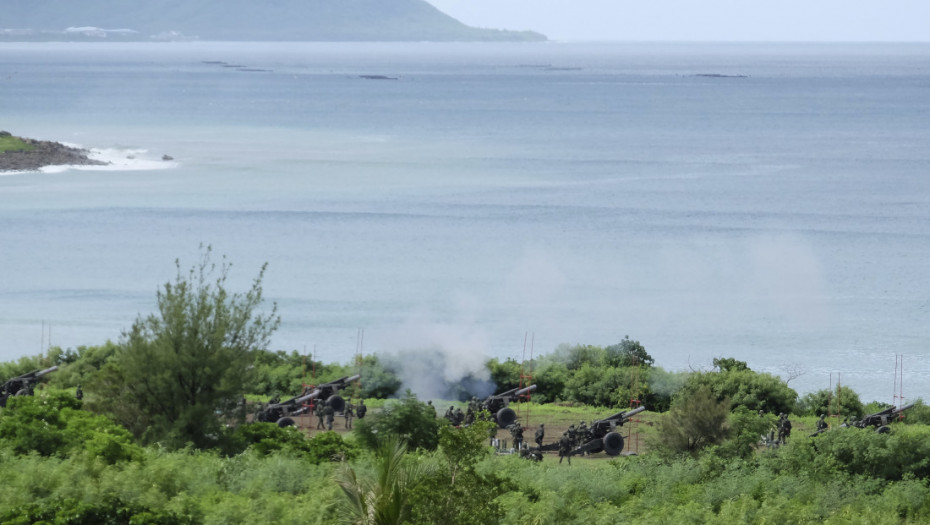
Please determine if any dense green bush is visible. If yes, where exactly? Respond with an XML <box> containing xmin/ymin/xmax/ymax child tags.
<box><xmin>797</xmin><ymin>385</ymin><xmax>864</xmax><ymax>419</ymax></box>
<box><xmin>679</xmin><ymin>363</ymin><xmax>797</xmax><ymax>415</ymax></box>
<box><xmin>407</xmin><ymin>420</ymin><xmax>509</xmax><ymax>525</ymax></box>
<box><xmin>352</xmin><ymin>390</ymin><xmax>441</xmax><ymax>451</ymax></box>
<box><xmin>0</xmin><ymin>390</ymin><xmax>140</xmax><ymax>462</ymax></box>
<box><xmin>224</xmin><ymin>423</ymin><xmax>358</xmax><ymax>463</ymax></box>
<box><xmin>801</xmin><ymin>425</ymin><xmax>930</xmax><ymax>481</ymax></box>
<box><xmin>0</xmin><ymin>496</ymin><xmax>193</xmax><ymax>525</ymax></box>
<box><xmin>46</xmin><ymin>342</ymin><xmax>121</xmax><ymax>389</ymax></box>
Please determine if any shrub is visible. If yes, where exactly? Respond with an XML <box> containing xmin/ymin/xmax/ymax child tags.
<box><xmin>679</xmin><ymin>367</ymin><xmax>797</xmax><ymax>415</ymax></box>
<box><xmin>652</xmin><ymin>385</ymin><xmax>731</xmax><ymax>456</ymax></box>
<box><xmin>225</xmin><ymin>423</ymin><xmax>357</xmax><ymax>463</ymax></box>
<box><xmin>0</xmin><ymin>391</ymin><xmax>140</xmax><ymax>462</ymax></box>
<box><xmin>797</xmin><ymin>385</ymin><xmax>864</xmax><ymax>419</ymax></box>
<box><xmin>0</xmin><ymin>497</ymin><xmax>193</xmax><ymax>525</ymax></box>
<box><xmin>352</xmin><ymin>390</ymin><xmax>441</xmax><ymax>451</ymax></box>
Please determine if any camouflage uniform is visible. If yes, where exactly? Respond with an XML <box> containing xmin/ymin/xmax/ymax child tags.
<box><xmin>558</xmin><ymin>433</ymin><xmax>572</xmax><ymax>465</ymax></box>
<box><xmin>344</xmin><ymin>403</ymin><xmax>355</xmax><ymax>429</ymax></box>
<box><xmin>315</xmin><ymin>402</ymin><xmax>325</xmax><ymax>429</ymax></box>
<box><xmin>324</xmin><ymin>404</ymin><xmax>335</xmax><ymax>431</ymax></box>
<box><xmin>816</xmin><ymin>414</ymin><xmax>828</xmax><ymax>431</ymax></box>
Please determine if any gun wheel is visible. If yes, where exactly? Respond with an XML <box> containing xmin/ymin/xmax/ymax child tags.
<box><xmin>276</xmin><ymin>417</ymin><xmax>296</xmax><ymax>428</ymax></box>
<box><xmin>602</xmin><ymin>432</ymin><xmax>625</xmax><ymax>456</ymax></box>
<box><xmin>326</xmin><ymin>395</ymin><xmax>346</xmax><ymax>414</ymax></box>
<box><xmin>496</xmin><ymin>407</ymin><xmax>517</xmax><ymax>428</ymax></box>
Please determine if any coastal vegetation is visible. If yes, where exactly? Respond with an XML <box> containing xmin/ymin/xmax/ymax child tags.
<box><xmin>0</xmin><ymin>132</ymin><xmax>34</xmax><ymax>154</ymax></box>
<box><xmin>2</xmin><ymin>252</ymin><xmax>929</xmax><ymax>523</ymax></box>
<box><xmin>0</xmin><ymin>132</ymin><xmax>104</xmax><ymax>171</ymax></box>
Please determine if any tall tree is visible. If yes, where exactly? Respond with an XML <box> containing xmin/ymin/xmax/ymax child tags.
<box><xmin>89</xmin><ymin>247</ymin><xmax>279</xmax><ymax>448</ymax></box>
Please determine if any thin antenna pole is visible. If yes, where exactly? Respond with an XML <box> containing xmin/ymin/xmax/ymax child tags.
<box><xmin>894</xmin><ymin>354</ymin><xmax>904</xmax><ymax>408</ymax></box>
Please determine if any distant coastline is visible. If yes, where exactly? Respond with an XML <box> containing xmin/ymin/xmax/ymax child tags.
<box><xmin>0</xmin><ymin>133</ymin><xmax>107</xmax><ymax>172</ymax></box>
<box><xmin>0</xmin><ymin>0</ymin><xmax>546</xmax><ymax>43</ymax></box>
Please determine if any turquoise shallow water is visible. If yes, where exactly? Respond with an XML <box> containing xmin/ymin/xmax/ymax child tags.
<box><xmin>1</xmin><ymin>42</ymin><xmax>929</xmax><ymax>402</ymax></box>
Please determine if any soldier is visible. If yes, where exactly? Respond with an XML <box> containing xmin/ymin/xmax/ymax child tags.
<box><xmin>559</xmin><ymin>432</ymin><xmax>572</xmax><ymax>465</ymax></box>
<box><xmin>315</xmin><ymin>402</ymin><xmax>325</xmax><ymax>430</ymax></box>
<box><xmin>445</xmin><ymin>406</ymin><xmax>455</xmax><ymax>423</ymax></box>
<box><xmin>324</xmin><ymin>403</ymin><xmax>335</xmax><ymax>431</ymax></box>
<box><xmin>427</xmin><ymin>400</ymin><xmax>436</xmax><ymax>417</ymax></box>
<box><xmin>464</xmin><ymin>406</ymin><xmax>475</xmax><ymax>426</ymax></box>
<box><xmin>578</xmin><ymin>420</ymin><xmax>589</xmax><ymax>443</ymax></box>
<box><xmin>534</xmin><ymin>423</ymin><xmax>545</xmax><ymax>448</ymax></box>
<box><xmin>454</xmin><ymin>407</ymin><xmax>465</xmax><ymax>426</ymax></box>
<box><xmin>567</xmin><ymin>423</ymin><xmax>577</xmax><ymax>448</ymax></box>
<box><xmin>468</xmin><ymin>396</ymin><xmax>479</xmax><ymax>415</ymax></box>
<box><xmin>356</xmin><ymin>399</ymin><xmax>367</xmax><ymax>419</ymax></box>
<box><xmin>511</xmin><ymin>424</ymin><xmax>524</xmax><ymax>449</ymax></box>
<box><xmin>816</xmin><ymin>414</ymin><xmax>828</xmax><ymax>432</ymax></box>
<box><xmin>344</xmin><ymin>402</ymin><xmax>355</xmax><ymax>429</ymax></box>
<box><xmin>75</xmin><ymin>384</ymin><xmax>83</xmax><ymax>400</ymax></box>
<box><xmin>777</xmin><ymin>413</ymin><xmax>792</xmax><ymax>443</ymax></box>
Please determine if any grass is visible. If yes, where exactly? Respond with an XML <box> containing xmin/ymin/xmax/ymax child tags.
<box><xmin>0</xmin><ymin>134</ymin><xmax>33</xmax><ymax>154</ymax></box>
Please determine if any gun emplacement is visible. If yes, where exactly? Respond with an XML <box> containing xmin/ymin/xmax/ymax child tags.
<box><xmin>851</xmin><ymin>402</ymin><xmax>915</xmax><ymax>432</ymax></box>
<box><xmin>481</xmin><ymin>384</ymin><xmax>537</xmax><ymax>428</ymax></box>
<box><xmin>255</xmin><ymin>374</ymin><xmax>360</xmax><ymax>426</ymax></box>
<box><xmin>571</xmin><ymin>405</ymin><xmax>646</xmax><ymax>457</ymax></box>
<box><xmin>0</xmin><ymin>366</ymin><xmax>58</xmax><ymax>407</ymax></box>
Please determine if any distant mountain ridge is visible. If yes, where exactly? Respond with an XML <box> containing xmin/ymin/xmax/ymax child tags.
<box><xmin>0</xmin><ymin>0</ymin><xmax>546</xmax><ymax>42</ymax></box>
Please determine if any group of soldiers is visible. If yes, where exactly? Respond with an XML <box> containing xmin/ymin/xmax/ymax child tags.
<box><xmin>444</xmin><ymin>405</ymin><xmax>466</xmax><ymax>426</ymax></box>
<box><xmin>312</xmin><ymin>398</ymin><xmax>366</xmax><ymax>431</ymax></box>
<box><xmin>444</xmin><ymin>397</ymin><xmax>490</xmax><ymax>427</ymax></box>
<box><xmin>498</xmin><ymin>420</ymin><xmax>582</xmax><ymax>465</ymax></box>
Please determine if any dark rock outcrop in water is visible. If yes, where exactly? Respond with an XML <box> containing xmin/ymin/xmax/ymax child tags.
<box><xmin>0</xmin><ymin>0</ymin><xmax>546</xmax><ymax>42</ymax></box>
<box><xmin>0</xmin><ymin>135</ymin><xmax>107</xmax><ymax>172</ymax></box>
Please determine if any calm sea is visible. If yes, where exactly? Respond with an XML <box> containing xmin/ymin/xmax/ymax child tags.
<box><xmin>1</xmin><ymin>42</ymin><xmax>928</xmax><ymax>403</ymax></box>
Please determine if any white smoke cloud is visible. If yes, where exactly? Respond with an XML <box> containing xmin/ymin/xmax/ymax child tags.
<box><xmin>379</xmin><ymin>312</ymin><xmax>494</xmax><ymax>400</ymax></box>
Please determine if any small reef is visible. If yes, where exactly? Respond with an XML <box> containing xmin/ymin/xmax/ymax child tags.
<box><xmin>0</xmin><ymin>131</ymin><xmax>107</xmax><ymax>172</ymax></box>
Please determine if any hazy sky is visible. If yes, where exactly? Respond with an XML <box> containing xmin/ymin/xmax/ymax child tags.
<box><xmin>426</xmin><ymin>0</ymin><xmax>930</xmax><ymax>42</ymax></box>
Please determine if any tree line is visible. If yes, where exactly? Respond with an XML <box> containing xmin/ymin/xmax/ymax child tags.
<box><xmin>3</xmin><ymin>249</ymin><xmax>930</xmax><ymax>523</ymax></box>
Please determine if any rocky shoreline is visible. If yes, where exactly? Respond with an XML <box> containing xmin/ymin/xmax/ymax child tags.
<box><xmin>0</xmin><ymin>133</ymin><xmax>108</xmax><ymax>172</ymax></box>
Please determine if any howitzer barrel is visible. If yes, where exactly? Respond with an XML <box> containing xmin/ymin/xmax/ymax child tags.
<box><xmin>291</xmin><ymin>390</ymin><xmax>321</xmax><ymax>405</ymax></box>
<box><xmin>513</xmin><ymin>385</ymin><xmax>537</xmax><ymax>397</ymax></box>
<box><xmin>34</xmin><ymin>366</ymin><xmax>59</xmax><ymax>378</ymax></box>
<box><xmin>333</xmin><ymin>374</ymin><xmax>361</xmax><ymax>385</ymax></box>
<box><xmin>489</xmin><ymin>387</ymin><xmax>519</xmax><ymax>400</ymax></box>
<box><xmin>600</xmin><ymin>405</ymin><xmax>646</xmax><ymax>423</ymax></box>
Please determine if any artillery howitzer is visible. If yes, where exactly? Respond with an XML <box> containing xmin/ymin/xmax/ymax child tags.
<box><xmin>481</xmin><ymin>384</ymin><xmax>536</xmax><ymax>428</ymax></box>
<box><xmin>255</xmin><ymin>374</ymin><xmax>360</xmax><ymax>427</ymax></box>
<box><xmin>570</xmin><ymin>405</ymin><xmax>646</xmax><ymax>457</ymax></box>
<box><xmin>845</xmin><ymin>402</ymin><xmax>915</xmax><ymax>433</ymax></box>
<box><xmin>0</xmin><ymin>366</ymin><xmax>58</xmax><ymax>407</ymax></box>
